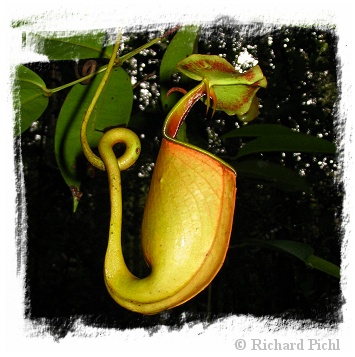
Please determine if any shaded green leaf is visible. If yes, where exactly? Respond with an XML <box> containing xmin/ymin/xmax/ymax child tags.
<box><xmin>26</xmin><ymin>31</ymin><xmax>114</xmax><ymax>60</ymax></box>
<box><xmin>13</xmin><ymin>65</ymin><xmax>50</xmax><ymax>136</ymax></box>
<box><xmin>232</xmin><ymin>159</ymin><xmax>310</xmax><ymax>192</ymax></box>
<box><xmin>240</xmin><ymin>238</ymin><xmax>314</xmax><ymax>260</ymax></box>
<box><xmin>235</xmin><ymin>134</ymin><xmax>336</xmax><ymax>158</ymax></box>
<box><xmin>305</xmin><ymin>255</ymin><xmax>340</xmax><ymax>278</ymax></box>
<box><xmin>261</xmin><ymin>239</ymin><xmax>314</xmax><ymax>260</ymax></box>
<box><xmin>159</xmin><ymin>25</ymin><xmax>199</xmax><ymax>112</ymax></box>
<box><xmin>238</xmin><ymin>239</ymin><xmax>340</xmax><ymax>278</ymax></box>
<box><xmin>223</xmin><ymin>123</ymin><xmax>300</xmax><ymax>138</ymax></box>
<box><xmin>55</xmin><ymin>67</ymin><xmax>133</xmax><ymax>209</ymax></box>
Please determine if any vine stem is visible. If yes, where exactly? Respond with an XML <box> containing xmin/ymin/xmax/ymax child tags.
<box><xmin>80</xmin><ymin>31</ymin><xmax>122</xmax><ymax>171</ymax></box>
<box><xmin>78</xmin><ymin>27</ymin><xmax>182</xmax><ymax>170</ymax></box>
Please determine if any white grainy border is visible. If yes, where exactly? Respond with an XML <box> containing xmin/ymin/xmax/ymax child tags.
<box><xmin>1</xmin><ymin>1</ymin><xmax>354</xmax><ymax>355</ymax></box>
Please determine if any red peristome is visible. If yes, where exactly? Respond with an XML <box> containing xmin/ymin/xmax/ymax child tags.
<box><xmin>165</xmin><ymin>82</ymin><xmax>206</xmax><ymax>138</ymax></box>
<box><xmin>166</xmin><ymin>87</ymin><xmax>187</xmax><ymax>98</ymax></box>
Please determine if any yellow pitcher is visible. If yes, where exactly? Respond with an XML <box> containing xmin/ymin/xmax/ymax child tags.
<box><xmin>98</xmin><ymin>79</ymin><xmax>237</xmax><ymax>315</ymax></box>
<box><xmin>86</xmin><ymin>52</ymin><xmax>266</xmax><ymax>314</ymax></box>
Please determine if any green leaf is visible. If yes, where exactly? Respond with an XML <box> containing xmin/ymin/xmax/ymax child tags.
<box><xmin>26</xmin><ymin>31</ymin><xmax>114</xmax><ymax>60</ymax></box>
<box><xmin>235</xmin><ymin>134</ymin><xmax>336</xmax><ymax>158</ymax></box>
<box><xmin>55</xmin><ymin>67</ymin><xmax>133</xmax><ymax>209</ymax></box>
<box><xmin>240</xmin><ymin>238</ymin><xmax>314</xmax><ymax>261</ymax></box>
<box><xmin>232</xmin><ymin>159</ymin><xmax>310</xmax><ymax>192</ymax></box>
<box><xmin>261</xmin><ymin>239</ymin><xmax>314</xmax><ymax>260</ymax></box>
<box><xmin>13</xmin><ymin>65</ymin><xmax>50</xmax><ymax>136</ymax></box>
<box><xmin>305</xmin><ymin>255</ymin><xmax>340</xmax><ymax>279</ymax></box>
<box><xmin>159</xmin><ymin>25</ymin><xmax>199</xmax><ymax>112</ymax></box>
<box><xmin>239</xmin><ymin>239</ymin><xmax>340</xmax><ymax>278</ymax></box>
<box><xmin>223</xmin><ymin>123</ymin><xmax>300</xmax><ymax>138</ymax></box>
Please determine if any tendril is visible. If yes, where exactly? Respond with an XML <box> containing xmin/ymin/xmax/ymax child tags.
<box><xmin>75</xmin><ymin>60</ymin><xmax>98</xmax><ymax>85</ymax></box>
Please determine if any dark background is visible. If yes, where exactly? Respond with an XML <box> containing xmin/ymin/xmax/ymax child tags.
<box><xmin>17</xmin><ymin>20</ymin><xmax>342</xmax><ymax>340</ymax></box>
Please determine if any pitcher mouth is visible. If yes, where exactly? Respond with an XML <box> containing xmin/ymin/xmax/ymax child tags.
<box><xmin>163</xmin><ymin>80</ymin><xmax>236</xmax><ymax>176</ymax></box>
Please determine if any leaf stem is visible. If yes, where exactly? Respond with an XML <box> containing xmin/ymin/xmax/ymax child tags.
<box><xmin>50</xmin><ymin>65</ymin><xmax>108</xmax><ymax>94</ymax></box>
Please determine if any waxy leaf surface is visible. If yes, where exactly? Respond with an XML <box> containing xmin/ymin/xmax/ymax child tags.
<box><xmin>14</xmin><ymin>65</ymin><xmax>49</xmax><ymax>136</ymax></box>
